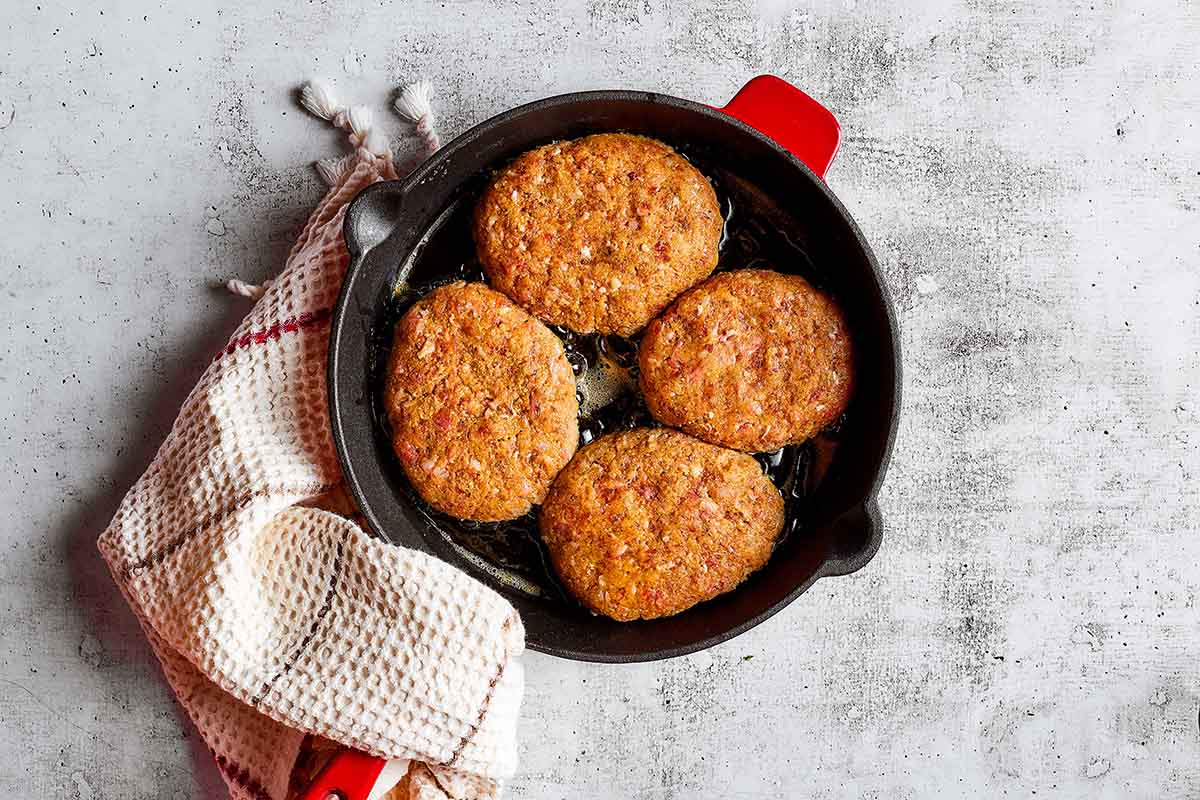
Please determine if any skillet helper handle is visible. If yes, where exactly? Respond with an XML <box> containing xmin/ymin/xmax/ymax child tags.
<box><xmin>297</xmin><ymin>749</ymin><xmax>388</xmax><ymax>800</ymax></box>
<box><xmin>718</xmin><ymin>75</ymin><xmax>841</xmax><ymax>180</ymax></box>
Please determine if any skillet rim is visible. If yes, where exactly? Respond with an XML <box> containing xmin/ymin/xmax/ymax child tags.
<box><xmin>329</xmin><ymin>87</ymin><xmax>902</xmax><ymax>662</ymax></box>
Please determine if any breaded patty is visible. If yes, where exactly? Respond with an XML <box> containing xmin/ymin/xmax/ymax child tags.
<box><xmin>474</xmin><ymin>133</ymin><xmax>723</xmax><ymax>336</ymax></box>
<box><xmin>539</xmin><ymin>428</ymin><xmax>784</xmax><ymax>621</ymax></box>
<box><xmin>639</xmin><ymin>269</ymin><xmax>853</xmax><ymax>453</ymax></box>
<box><xmin>384</xmin><ymin>282</ymin><xmax>579</xmax><ymax>522</ymax></box>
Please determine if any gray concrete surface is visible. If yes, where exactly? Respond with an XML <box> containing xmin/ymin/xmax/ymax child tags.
<box><xmin>2</xmin><ymin>1</ymin><xmax>1198</xmax><ymax>797</ymax></box>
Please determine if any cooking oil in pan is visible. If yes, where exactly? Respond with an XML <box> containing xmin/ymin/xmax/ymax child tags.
<box><xmin>370</xmin><ymin>149</ymin><xmax>844</xmax><ymax>601</ymax></box>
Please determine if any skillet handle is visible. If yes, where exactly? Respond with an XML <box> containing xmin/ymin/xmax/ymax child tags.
<box><xmin>297</xmin><ymin>749</ymin><xmax>387</xmax><ymax>800</ymax></box>
<box><xmin>718</xmin><ymin>75</ymin><xmax>841</xmax><ymax>180</ymax></box>
<box><xmin>343</xmin><ymin>181</ymin><xmax>408</xmax><ymax>262</ymax></box>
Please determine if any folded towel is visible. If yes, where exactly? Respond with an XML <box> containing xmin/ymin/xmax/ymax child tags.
<box><xmin>98</xmin><ymin>80</ymin><xmax>524</xmax><ymax>800</ymax></box>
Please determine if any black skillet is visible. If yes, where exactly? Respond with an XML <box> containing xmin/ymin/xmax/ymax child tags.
<box><xmin>327</xmin><ymin>75</ymin><xmax>901</xmax><ymax>665</ymax></box>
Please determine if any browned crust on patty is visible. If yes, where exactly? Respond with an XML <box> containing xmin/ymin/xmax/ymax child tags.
<box><xmin>473</xmin><ymin>133</ymin><xmax>723</xmax><ymax>336</ymax></box>
<box><xmin>539</xmin><ymin>428</ymin><xmax>784</xmax><ymax>621</ymax></box>
<box><xmin>638</xmin><ymin>269</ymin><xmax>853</xmax><ymax>453</ymax></box>
<box><xmin>384</xmin><ymin>282</ymin><xmax>579</xmax><ymax>522</ymax></box>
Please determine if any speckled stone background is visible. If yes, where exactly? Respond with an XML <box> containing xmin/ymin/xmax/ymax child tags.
<box><xmin>3</xmin><ymin>1</ymin><xmax>1198</xmax><ymax>797</ymax></box>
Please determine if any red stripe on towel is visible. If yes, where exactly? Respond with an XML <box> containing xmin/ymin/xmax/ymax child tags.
<box><xmin>217</xmin><ymin>307</ymin><xmax>332</xmax><ymax>360</ymax></box>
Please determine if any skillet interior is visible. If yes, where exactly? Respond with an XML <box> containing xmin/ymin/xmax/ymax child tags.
<box><xmin>330</xmin><ymin>91</ymin><xmax>900</xmax><ymax>662</ymax></box>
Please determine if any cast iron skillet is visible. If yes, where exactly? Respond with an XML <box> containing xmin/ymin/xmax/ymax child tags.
<box><xmin>327</xmin><ymin>76</ymin><xmax>900</xmax><ymax>665</ymax></box>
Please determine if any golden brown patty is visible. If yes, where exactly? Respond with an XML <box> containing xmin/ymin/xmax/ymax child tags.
<box><xmin>639</xmin><ymin>269</ymin><xmax>853</xmax><ymax>452</ymax></box>
<box><xmin>473</xmin><ymin>133</ymin><xmax>723</xmax><ymax>336</ymax></box>
<box><xmin>539</xmin><ymin>428</ymin><xmax>784</xmax><ymax>621</ymax></box>
<box><xmin>384</xmin><ymin>282</ymin><xmax>579</xmax><ymax>522</ymax></box>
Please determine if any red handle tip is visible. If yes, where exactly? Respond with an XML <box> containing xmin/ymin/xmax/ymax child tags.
<box><xmin>719</xmin><ymin>75</ymin><xmax>841</xmax><ymax>180</ymax></box>
<box><xmin>297</xmin><ymin>750</ymin><xmax>388</xmax><ymax>800</ymax></box>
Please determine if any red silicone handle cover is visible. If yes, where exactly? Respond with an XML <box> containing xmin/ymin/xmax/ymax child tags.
<box><xmin>297</xmin><ymin>750</ymin><xmax>387</xmax><ymax>800</ymax></box>
<box><xmin>719</xmin><ymin>75</ymin><xmax>841</xmax><ymax>180</ymax></box>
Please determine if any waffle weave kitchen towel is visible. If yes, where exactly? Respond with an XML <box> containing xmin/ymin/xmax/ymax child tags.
<box><xmin>97</xmin><ymin>80</ymin><xmax>525</xmax><ymax>800</ymax></box>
